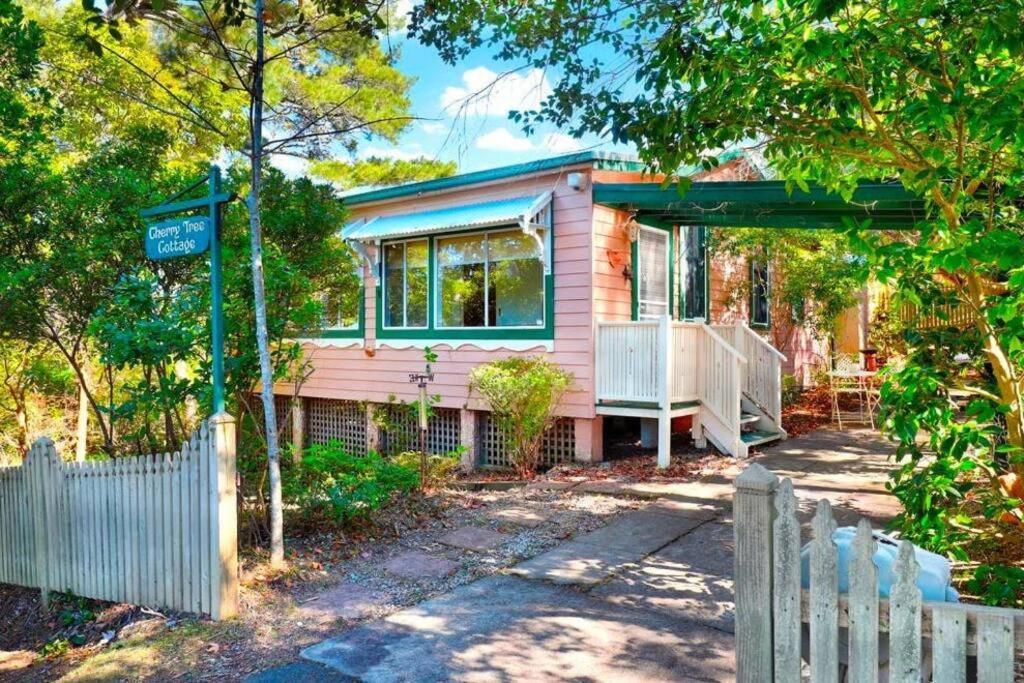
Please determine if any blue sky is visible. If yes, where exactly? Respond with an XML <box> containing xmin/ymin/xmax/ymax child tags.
<box><xmin>356</xmin><ymin>25</ymin><xmax>637</xmax><ymax>174</ymax></box>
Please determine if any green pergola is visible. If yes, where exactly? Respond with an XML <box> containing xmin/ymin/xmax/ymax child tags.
<box><xmin>593</xmin><ymin>180</ymin><xmax>928</xmax><ymax>229</ymax></box>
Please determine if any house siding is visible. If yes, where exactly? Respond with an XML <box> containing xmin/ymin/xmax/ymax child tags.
<box><xmin>281</xmin><ymin>168</ymin><xmax>599</xmax><ymax>420</ymax></box>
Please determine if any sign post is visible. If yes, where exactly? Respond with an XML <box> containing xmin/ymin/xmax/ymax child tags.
<box><xmin>142</xmin><ymin>165</ymin><xmax>233</xmax><ymax>414</ymax></box>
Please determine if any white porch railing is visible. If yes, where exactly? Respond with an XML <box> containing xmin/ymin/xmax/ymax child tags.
<box><xmin>595</xmin><ymin>317</ymin><xmax>750</xmax><ymax>458</ymax></box>
<box><xmin>594</xmin><ymin>318</ymin><xmax>702</xmax><ymax>407</ymax></box>
<box><xmin>736</xmin><ymin>323</ymin><xmax>785</xmax><ymax>426</ymax></box>
<box><xmin>711</xmin><ymin>322</ymin><xmax>786</xmax><ymax>426</ymax></box>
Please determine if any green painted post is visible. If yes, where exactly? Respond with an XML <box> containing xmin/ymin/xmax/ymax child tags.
<box><xmin>209</xmin><ymin>165</ymin><xmax>226</xmax><ymax>414</ymax></box>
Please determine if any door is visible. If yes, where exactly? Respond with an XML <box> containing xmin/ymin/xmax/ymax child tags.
<box><xmin>636</xmin><ymin>226</ymin><xmax>669</xmax><ymax>318</ymax></box>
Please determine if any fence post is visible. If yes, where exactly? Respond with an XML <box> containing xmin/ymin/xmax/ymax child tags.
<box><xmin>208</xmin><ymin>412</ymin><xmax>238</xmax><ymax>620</ymax></box>
<box><xmin>734</xmin><ymin>462</ymin><xmax>779</xmax><ymax>682</ymax></box>
<box><xmin>459</xmin><ymin>408</ymin><xmax>477</xmax><ymax>470</ymax></box>
<box><xmin>26</xmin><ymin>438</ymin><xmax>60</xmax><ymax>610</ymax></box>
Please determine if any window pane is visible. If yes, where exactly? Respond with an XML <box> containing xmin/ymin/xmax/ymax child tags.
<box><xmin>438</xmin><ymin>234</ymin><xmax>486</xmax><ymax>327</ymax></box>
<box><xmin>488</xmin><ymin>231</ymin><xmax>544</xmax><ymax>327</ymax></box>
<box><xmin>683</xmin><ymin>225</ymin><xmax>708</xmax><ymax>320</ymax></box>
<box><xmin>751</xmin><ymin>260</ymin><xmax>770</xmax><ymax>326</ymax></box>
<box><xmin>405</xmin><ymin>240</ymin><xmax>428</xmax><ymax>327</ymax></box>
<box><xmin>322</xmin><ymin>289</ymin><xmax>359</xmax><ymax>329</ymax></box>
<box><xmin>384</xmin><ymin>243</ymin><xmax>404</xmax><ymax>327</ymax></box>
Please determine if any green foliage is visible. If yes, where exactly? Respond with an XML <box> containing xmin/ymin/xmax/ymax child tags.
<box><xmin>282</xmin><ymin>441</ymin><xmax>419</xmax><ymax>526</ymax></box>
<box><xmin>711</xmin><ymin>228</ymin><xmax>864</xmax><ymax>346</ymax></box>
<box><xmin>468</xmin><ymin>356</ymin><xmax>572</xmax><ymax>478</ymax></box>
<box><xmin>880</xmin><ymin>354</ymin><xmax>1012</xmax><ymax>557</ymax></box>
<box><xmin>311</xmin><ymin>157</ymin><xmax>457</xmax><ymax>189</ymax></box>
<box><xmin>966</xmin><ymin>564</ymin><xmax>1024</xmax><ymax>609</ymax></box>
<box><xmin>411</xmin><ymin>0</ymin><xmax>1024</xmax><ymax>573</ymax></box>
<box><xmin>390</xmin><ymin>448</ymin><xmax>462</xmax><ymax>488</ymax></box>
<box><xmin>0</xmin><ymin>0</ymin><xmax>46</xmax><ymax>165</ymax></box>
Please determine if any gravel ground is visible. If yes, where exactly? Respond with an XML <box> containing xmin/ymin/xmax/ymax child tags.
<box><xmin>4</xmin><ymin>485</ymin><xmax>644</xmax><ymax>682</ymax></box>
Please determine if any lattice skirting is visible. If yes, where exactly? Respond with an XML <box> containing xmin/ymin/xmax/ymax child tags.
<box><xmin>478</xmin><ymin>414</ymin><xmax>576</xmax><ymax>469</ymax></box>
<box><xmin>377</xmin><ymin>405</ymin><xmax>461</xmax><ymax>456</ymax></box>
<box><xmin>307</xmin><ymin>398</ymin><xmax>367</xmax><ymax>454</ymax></box>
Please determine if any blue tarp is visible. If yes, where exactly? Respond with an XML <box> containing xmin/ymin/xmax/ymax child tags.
<box><xmin>800</xmin><ymin>527</ymin><xmax>959</xmax><ymax>603</ymax></box>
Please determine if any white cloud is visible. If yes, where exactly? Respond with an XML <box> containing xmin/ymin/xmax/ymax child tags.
<box><xmin>475</xmin><ymin>127</ymin><xmax>534</xmax><ymax>152</ymax></box>
<box><xmin>541</xmin><ymin>133</ymin><xmax>583</xmax><ymax>153</ymax></box>
<box><xmin>358</xmin><ymin>144</ymin><xmax>426</xmax><ymax>161</ymax></box>
<box><xmin>270</xmin><ymin>155</ymin><xmax>309</xmax><ymax>178</ymax></box>
<box><xmin>441</xmin><ymin>66</ymin><xmax>552</xmax><ymax>117</ymax></box>
<box><xmin>420</xmin><ymin>121</ymin><xmax>448</xmax><ymax>135</ymax></box>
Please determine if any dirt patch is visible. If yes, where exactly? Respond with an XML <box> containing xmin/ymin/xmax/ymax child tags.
<box><xmin>5</xmin><ymin>485</ymin><xmax>642</xmax><ymax>681</ymax></box>
<box><xmin>782</xmin><ymin>384</ymin><xmax>838</xmax><ymax>437</ymax></box>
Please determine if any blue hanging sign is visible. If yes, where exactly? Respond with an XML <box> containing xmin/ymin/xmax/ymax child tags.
<box><xmin>145</xmin><ymin>215</ymin><xmax>212</xmax><ymax>261</ymax></box>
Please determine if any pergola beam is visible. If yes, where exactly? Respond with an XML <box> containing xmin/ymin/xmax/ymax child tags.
<box><xmin>593</xmin><ymin>180</ymin><xmax>928</xmax><ymax>229</ymax></box>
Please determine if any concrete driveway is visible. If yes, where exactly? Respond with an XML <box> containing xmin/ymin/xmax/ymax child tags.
<box><xmin>249</xmin><ymin>427</ymin><xmax>897</xmax><ymax>682</ymax></box>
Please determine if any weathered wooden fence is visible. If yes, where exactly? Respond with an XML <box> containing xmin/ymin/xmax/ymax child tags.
<box><xmin>734</xmin><ymin>463</ymin><xmax>1023</xmax><ymax>682</ymax></box>
<box><xmin>0</xmin><ymin>413</ymin><xmax>237</xmax><ymax>620</ymax></box>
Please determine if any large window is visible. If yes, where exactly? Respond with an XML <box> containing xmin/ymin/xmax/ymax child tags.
<box><xmin>383</xmin><ymin>240</ymin><xmax>428</xmax><ymax>328</ymax></box>
<box><xmin>436</xmin><ymin>229</ymin><xmax>544</xmax><ymax>328</ymax></box>
<box><xmin>681</xmin><ymin>225</ymin><xmax>708</xmax><ymax>320</ymax></box>
<box><xmin>750</xmin><ymin>259</ymin><xmax>770</xmax><ymax>327</ymax></box>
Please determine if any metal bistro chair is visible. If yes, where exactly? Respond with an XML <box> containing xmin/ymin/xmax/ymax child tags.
<box><xmin>829</xmin><ymin>353</ymin><xmax>872</xmax><ymax>429</ymax></box>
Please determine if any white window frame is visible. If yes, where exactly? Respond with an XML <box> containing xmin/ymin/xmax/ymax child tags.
<box><xmin>381</xmin><ymin>238</ymin><xmax>428</xmax><ymax>329</ymax></box>
<box><xmin>636</xmin><ymin>225</ymin><xmax>671</xmax><ymax>320</ymax></box>
<box><xmin>434</xmin><ymin>226</ymin><xmax>547</xmax><ymax>331</ymax></box>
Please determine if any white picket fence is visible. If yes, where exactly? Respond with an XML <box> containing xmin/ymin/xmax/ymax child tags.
<box><xmin>734</xmin><ymin>463</ymin><xmax>1023</xmax><ymax>682</ymax></box>
<box><xmin>0</xmin><ymin>413</ymin><xmax>238</xmax><ymax>620</ymax></box>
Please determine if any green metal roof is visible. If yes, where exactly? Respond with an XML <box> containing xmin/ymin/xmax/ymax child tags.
<box><xmin>342</xmin><ymin>194</ymin><xmax>549</xmax><ymax>242</ymax></box>
<box><xmin>341</xmin><ymin>151</ymin><xmax>644</xmax><ymax>206</ymax></box>
<box><xmin>593</xmin><ymin>180</ymin><xmax>928</xmax><ymax>229</ymax></box>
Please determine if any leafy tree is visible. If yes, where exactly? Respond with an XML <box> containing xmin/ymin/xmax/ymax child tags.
<box><xmin>0</xmin><ymin>0</ymin><xmax>46</xmax><ymax>166</ymax></box>
<box><xmin>312</xmin><ymin>156</ymin><xmax>456</xmax><ymax>188</ymax></box>
<box><xmin>711</xmin><ymin>229</ymin><xmax>864</xmax><ymax>352</ymax></box>
<box><xmin>87</xmin><ymin>0</ymin><xmax>420</xmax><ymax>565</ymax></box>
<box><xmin>411</xmin><ymin>1</ymin><xmax>1024</xmax><ymax>539</ymax></box>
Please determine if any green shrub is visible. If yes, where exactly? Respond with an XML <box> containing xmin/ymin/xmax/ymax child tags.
<box><xmin>282</xmin><ymin>441</ymin><xmax>418</xmax><ymax>525</ymax></box>
<box><xmin>966</xmin><ymin>564</ymin><xmax>1024</xmax><ymax>608</ymax></box>
<box><xmin>468</xmin><ymin>356</ymin><xmax>573</xmax><ymax>478</ymax></box>
<box><xmin>390</xmin><ymin>448</ymin><xmax>463</xmax><ymax>488</ymax></box>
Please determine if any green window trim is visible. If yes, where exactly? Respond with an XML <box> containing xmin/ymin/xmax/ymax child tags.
<box><xmin>630</xmin><ymin>222</ymin><xmax>675</xmax><ymax>321</ymax></box>
<box><xmin>374</xmin><ymin>218</ymin><xmax>556</xmax><ymax>342</ymax></box>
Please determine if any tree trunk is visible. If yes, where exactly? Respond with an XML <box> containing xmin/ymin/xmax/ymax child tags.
<box><xmin>249</xmin><ymin>0</ymin><xmax>285</xmax><ymax>567</ymax></box>
<box><xmin>75</xmin><ymin>380</ymin><xmax>88</xmax><ymax>461</ymax></box>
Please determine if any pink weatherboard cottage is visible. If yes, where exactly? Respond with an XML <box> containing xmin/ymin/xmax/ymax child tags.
<box><xmin>275</xmin><ymin>151</ymin><xmax>823</xmax><ymax>468</ymax></box>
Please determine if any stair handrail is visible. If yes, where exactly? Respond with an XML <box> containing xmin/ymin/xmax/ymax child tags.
<box><xmin>738</xmin><ymin>321</ymin><xmax>787</xmax><ymax>362</ymax></box>
<box><xmin>702</xmin><ymin>324</ymin><xmax>749</xmax><ymax>364</ymax></box>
